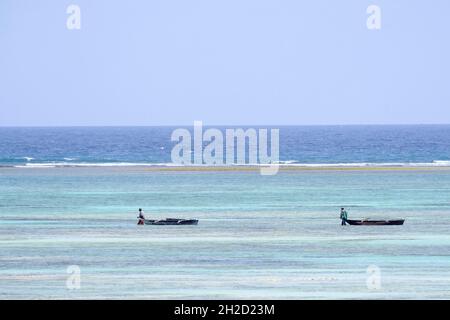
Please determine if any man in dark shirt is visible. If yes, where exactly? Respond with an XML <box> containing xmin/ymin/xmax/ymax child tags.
<box><xmin>137</xmin><ymin>208</ymin><xmax>145</xmax><ymax>225</ymax></box>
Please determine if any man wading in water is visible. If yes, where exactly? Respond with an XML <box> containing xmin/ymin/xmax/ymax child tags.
<box><xmin>340</xmin><ymin>208</ymin><xmax>348</xmax><ymax>225</ymax></box>
<box><xmin>137</xmin><ymin>208</ymin><xmax>145</xmax><ymax>225</ymax></box>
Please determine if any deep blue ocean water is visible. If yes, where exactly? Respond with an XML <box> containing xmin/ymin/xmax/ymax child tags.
<box><xmin>1</xmin><ymin>125</ymin><xmax>450</xmax><ymax>166</ymax></box>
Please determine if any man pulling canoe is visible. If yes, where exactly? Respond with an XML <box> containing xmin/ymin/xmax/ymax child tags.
<box><xmin>137</xmin><ymin>208</ymin><xmax>145</xmax><ymax>225</ymax></box>
<box><xmin>340</xmin><ymin>208</ymin><xmax>348</xmax><ymax>225</ymax></box>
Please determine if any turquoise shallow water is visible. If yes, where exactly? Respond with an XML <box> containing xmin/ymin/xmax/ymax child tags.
<box><xmin>1</xmin><ymin>167</ymin><xmax>450</xmax><ymax>299</ymax></box>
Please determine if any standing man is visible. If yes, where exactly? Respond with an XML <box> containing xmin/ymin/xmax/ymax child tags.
<box><xmin>137</xmin><ymin>208</ymin><xmax>145</xmax><ymax>225</ymax></box>
<box><xmin>340</xmin><ymin>208</ymin><xmax>348</xmax><ymax>225</ymax></box>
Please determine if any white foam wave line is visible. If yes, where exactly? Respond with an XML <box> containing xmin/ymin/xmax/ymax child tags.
<box><xmin>12</xmin><ymin>160</ymin><xmax>450</xmax><ymax>168</ymax></box>
<box><xmin>274</xmin><ymin>160</ymin><xmax>450</xmax><ymax>167</ymax></box>
<box><xmin>15</xmin><ymin>162</ymin><xmax>176</xmax><ymax>168</ymax></box>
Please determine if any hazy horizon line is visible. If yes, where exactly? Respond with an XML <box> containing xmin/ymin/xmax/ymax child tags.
<box><xmin>1</xmin><ymin>123</ymin><xmax>450</xmax><ymax>128</ymax></box>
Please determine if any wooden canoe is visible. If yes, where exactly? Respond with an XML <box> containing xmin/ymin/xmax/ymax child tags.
<box><xmin>346</xmin><ymin>219</ymin><xmax>405</xmax><ymax>226</ymax></box>
<box><xmin>144</xmin><ymin>218</ymin><xmax>199</xmax><ymax>225</ymax></box>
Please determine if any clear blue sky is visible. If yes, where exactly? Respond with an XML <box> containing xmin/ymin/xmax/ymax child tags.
<box><xmin>1</xmin><ymin>0</ymin><xmax>449</xmax><ymax>126</ymax></box>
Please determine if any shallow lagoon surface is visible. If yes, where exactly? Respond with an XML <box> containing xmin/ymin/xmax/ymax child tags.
<box><xmin>1</xmin><ymin>167</ymin><xmax>450</xmax><ymax>299</ymax></box>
